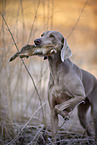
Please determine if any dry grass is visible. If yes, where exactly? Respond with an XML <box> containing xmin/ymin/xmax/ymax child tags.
<box><xmin>0</xmin><ymin>0</ymin><xmax>97</xmax><ymax>144</ymax></box>
<box><xmin>0</xmin><ymin>104</ymin><xmax>15</xmax><ymax>144</ymax></box>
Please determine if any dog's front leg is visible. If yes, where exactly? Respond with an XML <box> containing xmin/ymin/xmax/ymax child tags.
<box><xmin>51</xmin><ymin>109</ymin><xmax>58</xmax><ymax>139</ymax></box>
<box><xmin>55</xmin><ymin>96</ymin><xmax>85</xmax><ymax>114</ymax></box>
<box><xmin>48</xmin><ymin>90</ymin><xmax>58</xmax><ymax>140</ymax></box>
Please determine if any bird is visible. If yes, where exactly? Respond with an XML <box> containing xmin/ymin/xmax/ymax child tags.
<box><xmin>9</xmin><ymin>44</ymin><xmax>57</xmax><ymax>62</ymax></box>
<box><xmin>9</xmin><ymin>45</ymin><xmax>36</xmax><ymax>62</ymax></box>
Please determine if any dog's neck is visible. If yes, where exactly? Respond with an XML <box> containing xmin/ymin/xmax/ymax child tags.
<box><xmin>47</xmin><ymin>52</ymin><xmax>68</xmax><ymax>81</ymax></box>
<box><xmin>47</xmin><ymin>52</ymin><xmax>70</xmax><ymax>81</ymax></box>
<box><xmin>48</xmin><ymin>51</ymin><xmax>61</xmax><ymax>64</ymax></box>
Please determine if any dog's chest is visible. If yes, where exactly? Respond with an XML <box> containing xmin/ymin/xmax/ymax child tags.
<box><xmin>48</xmin><ymin>72</ymin><xmax>73</xmax><ymax>103</ymax></box>
<box><xmin>48</xmin><ymin>58</ymin><xmax>84</xmax><ymax>101</ymax></box>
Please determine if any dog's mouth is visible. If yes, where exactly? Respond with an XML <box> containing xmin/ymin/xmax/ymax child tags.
<box><xmin>35</xmin><ymin>43</ymin><xmax>54</xmax><ymax>48</ymax></box>
<box><xmin>34</xmin><ymin>44</ymin><xmax>41</xmax><ymax>48</ymax></box>
<box><xmin>33</xmin><ymin>44</ymin><xmax>58</xmax><ymax>56</ymax></box>
<box><xmin>31</xmin><ymin>42</ymin><xmax>57</xmax><ymax>56</ymax></box>
<box><xmin>42</xmin><ymin>44</ymin><xmax>54</xmax><ymax>48</ymax></box>
<box><xmin>33</xmin><ymin>47</ymin><xmax>57</xmax><ymax>56</ymax></box>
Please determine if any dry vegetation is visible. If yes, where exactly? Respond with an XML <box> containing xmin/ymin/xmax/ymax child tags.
<box><xmin>0</xmin><ymin>0</ymin><xmax>97</xmax><ymax>144</ymax></box>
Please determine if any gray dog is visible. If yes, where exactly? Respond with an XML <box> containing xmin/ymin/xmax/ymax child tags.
<box><xmin>34</xmin><ymin>31</ymin><xmax>97</xmax><ymax>141</ymax></box>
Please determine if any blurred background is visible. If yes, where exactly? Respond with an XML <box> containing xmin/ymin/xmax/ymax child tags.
<box><xmin>0</xmin><ymin>0</ymin><xmax>97</xmax><ymax>144</ymax></box>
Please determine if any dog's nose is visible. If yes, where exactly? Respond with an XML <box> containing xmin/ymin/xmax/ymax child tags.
<box><xmin>34</xmin><ymin>39</ymin><xmax>42</xmax><ymax>46</ymax></box>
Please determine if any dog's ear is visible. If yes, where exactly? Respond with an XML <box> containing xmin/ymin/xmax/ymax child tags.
<box><xmin>61</xmin><ymin>39</ymin><xmax>72</xmax><ymax>62</ymax></box>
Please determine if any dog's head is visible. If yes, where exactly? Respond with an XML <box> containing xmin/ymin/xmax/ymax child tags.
<box><xmin>34</xmin><ymin>31</ymin><xmax>72</xmax><ymax>61</ymax></box>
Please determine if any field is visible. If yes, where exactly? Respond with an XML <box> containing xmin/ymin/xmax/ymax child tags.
<box><xmin>0</xmin><ymin>0</ymin><xmax>97</xmax><ymax>144</ymax></box>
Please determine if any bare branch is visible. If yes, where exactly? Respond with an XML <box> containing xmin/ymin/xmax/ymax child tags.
<box><xmin>7</xmin><ymin>102</ymin><xmax>46</xmax><ymax>145</ymax></box>
<box><xmin>67</xmin><ymin>0</ymin><xmax>88</xmax><ymax>39</ymax></box>
<box><xmin>0</xmin><ymin>11</ymin><xmax>45</xmax><ymax>124</ymax></box>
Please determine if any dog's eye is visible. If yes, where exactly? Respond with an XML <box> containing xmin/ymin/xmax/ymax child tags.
<box><xmin>49</xmin><ymin>34</ymin><xmax>55</xmax><ymax>38</ymax></box>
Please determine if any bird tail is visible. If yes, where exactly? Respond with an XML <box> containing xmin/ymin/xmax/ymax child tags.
<box><xmin>9</xmin><ymin>52</ymin><xmax>20</xmax><ymax>62</ymax></box>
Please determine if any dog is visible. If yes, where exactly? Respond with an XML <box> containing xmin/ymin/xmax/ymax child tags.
<box><xmin>34</xmin><ymin>31</ymin><xmax>97</xmax><ymax>141</ymax></box>
<box><xmin>9</xmin><ymin>31</ymin><xmax>97</xmax><ymax>141</ymax></box>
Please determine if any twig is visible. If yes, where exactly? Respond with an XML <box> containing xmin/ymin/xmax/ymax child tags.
<box><xmin>27</xmin><ymin>0</ymin><xmax>40</xmax><ymax>43</ymax></box>
<box><xmin>20</xmin><ymin>0</ymin><xmax>26</xmax><ymax>44</ymax></box>
<box><xmin>0</xmin><ymin>12</ymin><xmax>19</xmax><ymax>51</ymax></box>
<box><xmin>7</xmin><ymin>102</ymin><xmax>46</xmax><ymax>145</ymax></box>
<box><xmin>53</xmin><ymin>138</ymin><xmax>95</xmax><ymax>144</ymax></box>
<box><xmin>67</xmin><ymin>0</ymin><xmax>88</xmax><ymax>39</ymax></box>
<box><xmin>82</xmin><ymin>121</ymin><xmax>94</xmax><ymax>137</ymax></box>
<box><xmin>0</xmin><ymin>11</ymin><xmax>45</xmax><ymax>124</ymax></box>
<box><xmin>47</xmin><ymin>0</ymin><xmax>50</xmax><ymax>30</ymax></box>
<box><xmin>29</xmin><ymin>124</ymin><xmax>44</xmax><ymax>144</ymax></box>
<box><xmin>43</xmin><ymin>0</ymin><xmax>46</xmax><ymax>30</ymax></box>
<box><xmin>51</xmin><ymin>0</ymin><xmax>54</xmax><ymax>29</ymax></box>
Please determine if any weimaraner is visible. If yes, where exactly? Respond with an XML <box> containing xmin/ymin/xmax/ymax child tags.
<box><xmin>9</xmin><ymin>31</ymin><xmax>97</xmax><ymax>141</ymax></box>
<box><xmin>34</xmin><ymin>31</ymin><xmax>97</xmax><ymax>141</ymax></box>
